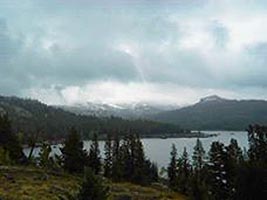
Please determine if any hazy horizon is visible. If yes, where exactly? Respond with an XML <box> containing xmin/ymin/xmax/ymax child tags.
<box><xmin>1</xmin><ymin>0</ymin><xmax>267</xmax><ymax>106</ymax></box>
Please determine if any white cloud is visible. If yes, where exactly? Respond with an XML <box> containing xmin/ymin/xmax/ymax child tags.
<box><xmin>25</xmin><ymin>80</ymin><xmax>243</xmax><ymax>106</ymax></box>
<box><xmin>1</xmin><ymin>0</ymin><xmax>267</xmax><ymax>105</ymax></box>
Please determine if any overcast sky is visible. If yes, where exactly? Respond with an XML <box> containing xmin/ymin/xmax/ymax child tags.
<box><xmin>1</xmin><ymin>0</ymin><xmax>267</xmax><ymax>105</ymax></box>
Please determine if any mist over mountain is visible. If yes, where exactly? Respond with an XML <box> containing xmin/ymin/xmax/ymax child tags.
<box><xmin>0</xmin><ymin>95</ymin><xmax>183</xmax><ymax>140</ymax></box>
<box><xmin>1</xmin><ymin>92</ymin><xmax>267</xmax><ymax>135</ymax></box>
<box><xmin>151</xmin><ymin>95</ymin><xmax>267</xmax><ymax>131</ymax></box>
<box><xmin>56</xmin><ymin>94</ymin><xmax>267</xmax><ymax>131</ymax></box>
<box><xmin>57</xmin><ymin>102</ymin><xmax>179</xmax><ymax>119</ymax></box>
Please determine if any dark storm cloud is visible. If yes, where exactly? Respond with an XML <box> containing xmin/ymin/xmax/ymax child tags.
<box><xmin>0</xmin><ymin>0</ymin><xmax>267</xmax><ymax>104</ymax></box>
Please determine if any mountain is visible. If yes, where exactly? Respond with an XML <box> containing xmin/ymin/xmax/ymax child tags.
<box><xmin>58</xmin><ymin>102</ymin><xmax>178</xmax><ymax>119</ymax></box>
<box><xmin>152</xmin><ymin>95</ymin><xmax>267</xmax><ymax>130</ymax></box>
<box><xmin>0</xmin><ymin>95</ymin><xmax>183</xmax><ymax>140</ymax></box>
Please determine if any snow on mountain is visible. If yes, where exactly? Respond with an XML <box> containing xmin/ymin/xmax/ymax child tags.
<box><xmin>57</xmin><ymin>102</ymin><xmax>179</xmax><ymax>119</ymax></box>
<box><xmin>199</xmin><ymin>95</ymin><xmax>227</xmax><ymax>103</ymax></box>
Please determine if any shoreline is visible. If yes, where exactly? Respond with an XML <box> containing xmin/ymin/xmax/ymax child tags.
<box><xmin>22</xmin><ymin>132</ymin><xmax>217</xmax><ymax>148</ymax></box>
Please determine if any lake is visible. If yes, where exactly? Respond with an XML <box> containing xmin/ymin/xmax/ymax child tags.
<box><xmin>23</xmin><ymin>131</ymin><xmax>248</xmax><ymax>169</ymax></box>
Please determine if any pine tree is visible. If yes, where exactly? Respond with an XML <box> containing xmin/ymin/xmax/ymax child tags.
<box><xmin>225</xmin><ymin>139</ymin><xmax>243</xmax><ymax>199</ymax></box>
<box><xmin>144</xmin><ymin>160</ymin><xmax>158</xmax><ymax>183</ymax></box>
<box><xmin>247</xmin><ymin>124</ymin><xmax>267</xmax><ymax>165</ymax></box>
<box><xmin>131</xmin><ymin>134</ymin><xmax>146</xmax><ymax>184</ymax></box>
<box><xmin>88</xmin><ymin>133</ymin><xmax>101</xmax><ymax>174</ymax></box>
<box><xmin>207</xmin><ymin>141</ymin><xmax>228</xmax><ymax>200</ymax></box>
<box><xmin>0</xmin><ymin>147</ymin><xmax>12</xmax><ymax>165</ymax></box>
<box><xmin>226</xmin><ymin>139</ymin><xmax>243</xmax><ymax>165</ymax></box>
<box><xmin>235</xmin><ymin>125</ymin><xmax>267</xmax><ymax>199</ymax></box>
<box><xmin>111</xmin><ymin>134</ymin><xmax>122</xmax><ymax>181</ymax></box>
<box><xmin>168</xmin><ymin>144</ymin><xmax>178</xmax><ymax>189</ymax></box>
<box><xmin>103</xmin><ymin>134</ymin><xmax>113</xmax><ymax>178</ymax></box>
<box><xmin>235</xmin><ymin>164</ymin><xmax>267</xmax><ymax>200</ymax></box>
<box><xmin>38</xmin><ymin>142</ymin><xmax>52</xmax><ymax>169</ymax></box>
<box><xmin>0</xmin><ymin>114</ymin><xmax>25</xmax><ymax>163</ymax></box>
<box><xmin>77</xmin><ymin>167</ymin><xmax>109</xmax><ymax>200</ymax></box>
<box><xmin>192</xmin><ymin>138</ymin><xmax>206</xmax><ymax>172</ymax></box>
<box><xmin>189</xmin><ymin>176</ymin><xmax>209</xmax><ymax>200</ymax></box>
<box><xmin>111</xmin><ymin>133</ymin><xmax>156</xmax><ymax>185</ymax></box>
<box><xmin>177</xmin><ymin>147</ymin><xmax>192</xmax><ymax>194</ymax></box>
<box><xmin>120</xmin><ymin>135</ymin><xmax>132</xmax><ymax>181</ymax></box>
<box><xmin>61</xmin><ymin>127</ymin><xmax>86</xmax><ymax>173</ymax></box>
<box><xmin>190</xmin><ymin>139</ymin><xmax>208</xmax><ymax>200</ymax></box>
<box><xmin>27</xmin><ymin>131</ymin><xmax>40</xmax><ymax>161</ymax></box>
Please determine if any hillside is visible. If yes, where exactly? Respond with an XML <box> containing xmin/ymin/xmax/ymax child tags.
<box><xmin>0</xmin><ymin>166</ymin><xmax>186</xmax><ymax>200</ymax></box>
<box><xmin>0</xmin><ymin>95</ymin><xmax>183</xmax><ymax>140</ymax></box>
<box><xmin>152</xmin><ymin>95</ymin><xmax>267</xmax><ymax>130</ymax></box>
<box><xmin>57</xmin><ymin>102</ymin><xmax>179</xmax><ymax>119</ymax></box>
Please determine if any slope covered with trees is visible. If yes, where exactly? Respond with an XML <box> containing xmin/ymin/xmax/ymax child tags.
<box><xmin>153</xmin><ymin>95</ymin><xmax>267</xmax><ymax>130</ymax></box>
<box><xmin>0</xmin><ymin>95</ymin><xmax>183</xmax><ymax>141</ymax></box>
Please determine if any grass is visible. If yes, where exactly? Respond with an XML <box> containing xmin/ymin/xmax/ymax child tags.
<box><xmin>0</xmin><ymin>166</ymin><xmax>80</xmax><ymax>200</ymax></box>
<box><xmin>0</xmin><ymin>166</ymin><xmax>186</xmax><ymax>200</ymax></box>
<box><xmin>110</xmin><ymin>182</ymin><xmax>186</xmax><ymax>200</ymax></box>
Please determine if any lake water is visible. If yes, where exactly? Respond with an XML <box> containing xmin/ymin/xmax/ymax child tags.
<box><xmin>24</xmin><ymin>131</ymin><xmax>248</xmax><ymax>169</ymax></box>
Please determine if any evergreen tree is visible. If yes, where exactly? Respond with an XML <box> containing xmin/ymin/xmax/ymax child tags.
<box><xmin>111</xmin><ymin>134</ymin><xmax>122</xmax><ymax>181</ymax></box>
<box><xmin>144</xmin><ymin>160</ymin><xmax>158</xmax><ymax>183</ymax></box>
<box><xmin>119</xmin><ymin>135</ymin><xmax>132</xmax><ymax>181</ymax></box>
<box><xmin>168</xmin><ymin>144</ymin><xmax>178</xmax><ymax>189</ymax></box>
<box><xmin>0</xmin><ymin>147</ymin><xmax>12</xmax><ymax>165</ymax></box>
<box><xmin>247</xmin><ymin>124</ymin><xmax>267</xmax><ymax>165</ymax></box>
<box><xmin>189</xmin><ymin>176</ymin><xmax>209</xmax><ymax>200</ymax></box>
<box><xmin>207</xmin><ymin>141</ymin><xmax>228</xmax><ymax>200</ymax></box>
<box><xmin>103</xmin><ymin>134</ymin><xmax>113</xmax><ymax>178</ymax></box>
<box><xmin>0</xmin><ymin>114</ymin><xmax>25</xmax><ymax>163</ymax></box>
<box><xmin>88</xmin><ymin>133</ymin><xmax>101</xmax><ymax>174</ymax></box>
<box><xmin>177</xmin><ymin>147</ymin><xmax>192</xmax><ymax>194</ymax></box>
<box><xmin>192</xmin><ymin>138</ymin><xmax>206</xmax><ymax>173</ymax></box>
<box><xmin>235</xmin><ymin>164</ymin><xmax>267</xmax><ymax>200</ymax></box>
<box><xmin>111</xmin><ymin>133</ymin><xmax>156</xmax><ymax>185</ymax></box>
<box><xmin>131</xmin><ymin>134</ymin><xmax>146</xmax><ymax>184</ymax></box>
<box><xmin>77</xmin><ymin>167</ymin><xmax>109</xmax><ymax>200</ymax></box>
<box><xmin>235</xmin><ymin>125</ymin><xmax>267</xmax><ymax>199</ymax></box>
<box><xmin>226</xmin><ymin>139</ymin><xmax>243</xmax><ymax>165</ymax></box>
<box><xmin>190</xmin><ymin>138</ymin><xmax>208</xmax><ymax>199</ymax></box>
<box><xmin>38</xmin><ymin>142</ymin><xmax>53</xmax><ymax>169</ymax></box>
<box><xmin>61</xmin><ymin>127</ymin><xmax>86</xmax><ymax>173</ymax></box>
<box><xmin>225</xmin><ymin>139</ymin><xmax>243</xmax><ymax>199</ymax></box>
<box><xmin>27</xmin><ymin>131</ymin><xmax>40</xmax><ymax>161</ymax></box>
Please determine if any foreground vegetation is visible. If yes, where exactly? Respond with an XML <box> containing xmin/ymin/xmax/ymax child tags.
<box><xmin>0</xmin><ymin>166</ymin><xmax>185</xmax><ymax>200</ymax></box>
<box><xmin>0</xmin><ymin>114</ymin><xmax>186</xmax><ymax>199</ymax></box>
<box><xmin>167</xmin><ymin>124</ymin><xmax>267</xmax><ymax>199</ymax></box>
<box><xmin>1</xmin><ymin>113</ymin><xmax>267</xmax><ymax>199</ymax></box>
<box><xmin>0</xmin><ymin>166</ymin><xmax>80</xmax><ymax>200</ymax></box>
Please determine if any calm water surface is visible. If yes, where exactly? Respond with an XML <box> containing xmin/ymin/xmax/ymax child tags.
<box><xmin>24</xmin><ymin>131</ymin><xmax>248</xmax><ymax>169</ymax></box>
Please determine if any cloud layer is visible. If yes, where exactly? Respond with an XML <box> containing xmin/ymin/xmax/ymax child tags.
<box><xmin>1</xmin><ymin>0</ymin><xmax>267</xmax><ymax>105</ymax></box>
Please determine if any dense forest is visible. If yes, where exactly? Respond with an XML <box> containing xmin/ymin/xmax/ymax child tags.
<box><xmin>0</xmin><ymin>96</ymin><xmax>184</xmax><ymax>142</ymax></box>
<box><xmin>167</xmin><ymin>124</ymin><xmax>267</xmax><ymax>199</ymax></box>
<box><xmin>1</xmin><ymin>113</ymin><xmax>267</xmax><ymax>199</ymax></box>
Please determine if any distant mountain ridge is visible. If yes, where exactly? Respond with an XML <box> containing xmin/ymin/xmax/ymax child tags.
<box><xmin>151</xmin><ymin>95</ymin><xmax>267</xmax><ymax>131</ymax></box>
<box><xmin>199</xmin><ymin>95</ymin><xmax>226</xmax><ymax>103</ymax></box>
<box><xmin>58</xmin><ymin>102</ymin><xmax>179</xmax><ymax>119</ymax></box>
<box><xmin>2</xmin><ymin>94</ymin><xmax>265</xmax><ymax>134</ymax></box>
<box><xmin>0</xmin><ymin>95</ymin><xmax>183</xmax><ymax>140</ymax></box>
